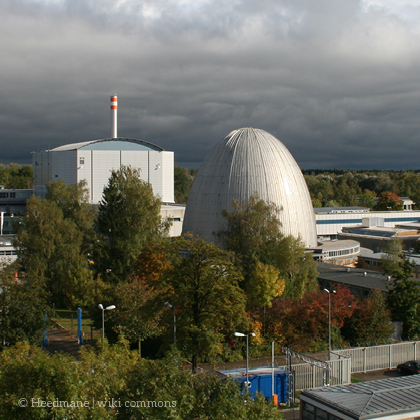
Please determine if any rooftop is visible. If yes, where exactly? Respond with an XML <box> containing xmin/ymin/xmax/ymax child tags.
<box><xmin>317</xmin><ymin>262</ymin><xmax>391</xmax><ymax>294</ymax></box>
<box><xmin>301</xmin><ymin>375</ymin><xmax>420</xmax><ymax>419</ymax></box>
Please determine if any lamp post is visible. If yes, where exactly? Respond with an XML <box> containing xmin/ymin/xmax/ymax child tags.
<box><xmin>234</xmin><ymin>331</ymin><xmax>256</xmax><ymax>391</ymax></box>
<box><xmin>165</xmin><ymin>302</ymin><xmax>176</xmax><ymax>349</ymax></box>
<box><xmin>323</xmin><ymin>289</ymin><xmax>335</xmax><ymax>359</ymax></box>
<box><xmin>98</xmin><ymin>304</ymin><xmax>116</xmax><ymax>339</ymax></box>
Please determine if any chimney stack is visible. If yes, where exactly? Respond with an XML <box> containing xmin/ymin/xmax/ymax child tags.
<box><xmin>110</xmin><ymin>95</ymin><xmax>118</xmax><ymax>138</ymax></box>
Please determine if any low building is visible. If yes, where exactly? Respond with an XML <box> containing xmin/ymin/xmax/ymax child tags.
<box><xmin>0</xmin><ymin>235</ymin><xmax>17</xmax><ymax>265</ymax></box>
<box><xmin>339</xmin><ymin>222</ymin><xmax>420</xmax><ymax>253</ymax></box>
<box><xmin>300</xmin><ymin>375</ymin><xmax>420</xmax><ymax>420</ymax></box>
<box><xmin>0</xmin><ymin>188</ymin><xmax>33</xmax><ymax>235</ymax></box>
<box><xmin>315</xmin><ymin>208</ymin><xmax>420</xmax><ymax>241</ymax></box>
<box><xmin>310</xmin><ymin>240</ymin><xmax>360</xmax><ymax>266</ymax></box>
<box><xmin>359</xmin><ymin>252</ymin><xmax>420</xmax><ymax>278</ymax></box>
<box><xmin>317</xmin><ymin>262</ymin><xmax>391</xmax><ymax>297</ymax></box>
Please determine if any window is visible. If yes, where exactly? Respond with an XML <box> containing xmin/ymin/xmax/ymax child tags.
<box><xmin>79</xmin><ymin>157</ymin><xmax>85</xmax><ymax>165</ymax></box>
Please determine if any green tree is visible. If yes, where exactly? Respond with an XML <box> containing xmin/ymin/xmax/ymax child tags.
<box><xmin>219</xmin><ymin>195</ymin><xmax>318</xmax><ymax>302</ymax></box>
<box><xmin>46</xmin><ymin>179</ymin><xmax>97</xmax><ymax>253</ymax></box>
<box><xmin>383</xmin><ymin>240</ymin><xmax>420</xmax><ymax>339</ymax></box>
<box><xmin>119</xmin><ymin>353</ymin><xmax>283</xmax><ymax>419</ymax></box>
<box><xmin>247</xmin><ymin>261</ymin><xmax>285</xmax><ymax>308</ymax></box>
<box><xmin>381</xmin><ymin>240</ymin><xmax>415</xmax><ymax>278</ymax></box>
<box><xmin>341</xmin><ymin>288</ymin><xmax>393</xmax><ymax>346</ymax></box>
<box><xmin>94</xmin><ymin>166</ymin><xmax>170</xmax><ymax>283</ymax></box>
<box><xmin>105</xmin><ymin>280</ymin><xmax>166</xmax><ymax>346</ymax></box>
<box><xmin>174</xmin><ymin>166</ymin><xmax>194</xmax><ymax>203</ymax></box>
<box><xmin>163</xmin><ymin>235</ymin><xmax>247</xmax><ymax>371</ymax></box>
<box><xmin>357</xmin><ymin>192</ymin><xmax>376</xmax><ymax>209</ymax></box>
<box><xmin>0</xmin><ymin>266</ymin><xmax>46</xmax><ymax>346</ymax></box>
<box><xmin>0</xmin><ymin>163</ymin><xmax>33</xmax><ymax>189</ymax></box>
<box><xmin>15</xmin><ymin>182</ymin><xmax>96</xmax><ymax>308</ymax></box>
<box><xmin>0</xmin><ymin>340</ymin><xmax>283</xmax><ymax>420</ymax></box>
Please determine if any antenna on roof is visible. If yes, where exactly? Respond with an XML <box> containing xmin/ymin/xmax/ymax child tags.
<box><xmin>110</xmin><ymin>95</ymin><xmax>118</xmax><ymax>138</ymax></box>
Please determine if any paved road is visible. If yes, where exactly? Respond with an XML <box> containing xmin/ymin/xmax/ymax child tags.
<box><xmin>45</xmin><ymin>326</ymin><xmax>83</xmax><ymax>358</ymax></box>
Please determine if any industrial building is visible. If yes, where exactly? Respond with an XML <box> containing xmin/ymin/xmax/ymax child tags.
<box><xmin>32</xmin><ymin>96</ymin><xmax>174</xmax><ymax>205</ymax></box>
<box><xmin>182</xmin><ymin>128</ymin><xmax>318</xmax><ymax>248</ymax></box>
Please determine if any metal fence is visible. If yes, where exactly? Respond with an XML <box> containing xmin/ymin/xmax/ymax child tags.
<box><xmin>333</xmin><ymin>341</ymin><xmax>420</xmax><ymax>373</ymax></box>
<box><xmin>279</xmin><ymin>358</ymin><xmax>352</xmax><ymax>390</ymax></box>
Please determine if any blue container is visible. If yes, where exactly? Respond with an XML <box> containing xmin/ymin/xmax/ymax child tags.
<box><xmin>219</xmin><ymin>366</ymin><xmax>289</xmax><ymax>404</ymax></box>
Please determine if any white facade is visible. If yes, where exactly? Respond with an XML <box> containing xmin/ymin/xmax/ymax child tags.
<box><xmin>316</xmin><ymin>210</ymin><xmax>420</xmax><ymax>238</ymax></box>
<box><xmin>160</xmin><ymin>204</ymin><xmax>185</xmax><ymax>237</ymax></box>
<box><xmin>0</xmin><ymin>236</ymin><xmax>17</xmax><ymax>265</ymax></box>
<box><xmin>183</xmin><ymin>128</ymin><xmax>318</xmax><ymax>248</ymax></box>
<box><xmin>33</xmin><ymin>138</ymin><xmax>174</xmax><ymax>204</ymax></box>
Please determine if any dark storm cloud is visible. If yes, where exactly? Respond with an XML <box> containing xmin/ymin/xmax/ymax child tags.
<box><xmin>1</xmin><ymin>0</ymin><xmax>420</xmax><ymax>169</ymax></box>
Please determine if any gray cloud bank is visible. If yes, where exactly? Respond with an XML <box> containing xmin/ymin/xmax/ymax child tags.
<box><xmin>1</xmin><ymin>0</ymin><xmax>420</xmax><ymax>169</ymax></box>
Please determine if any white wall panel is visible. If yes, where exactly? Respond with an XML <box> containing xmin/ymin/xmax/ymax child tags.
<box><xmin>148</xmin><ymin>152</ymin><xmax>163</xmax><ymax>200</ymax></box>
<box><xmin>91</xmin><ymin>151</ymin><xmax>121</xmax><ymax>203</ymax></box>
<box><xmin>120</xmin><ymin>151</ymin><xmax>149</xmax><ymax>182</ymax></box>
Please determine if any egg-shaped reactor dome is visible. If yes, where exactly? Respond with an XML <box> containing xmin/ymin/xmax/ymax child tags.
<box><xmin>182</xmin><ymin>128</ymin><xmax>318</xmax><ymax>248</ymax></box>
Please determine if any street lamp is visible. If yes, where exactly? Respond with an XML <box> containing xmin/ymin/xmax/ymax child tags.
<box><xmin>323</xmin><ymin>289</ymin><xmax>336</xmax><ymax>359</ymax></box>
<box><xmin>165</xmin><ymin>302</ymin><xmax>176</xmax><ymax>349</ymax></box>
<box><xmin>234</xmin><ymin>331</ymin><xmax>256</xmax><ymax>391</ymax></box>
<box><xmin>98</xmin><ymin>304</ymin><xmax>116</xmax><ymax>339</ymax></box>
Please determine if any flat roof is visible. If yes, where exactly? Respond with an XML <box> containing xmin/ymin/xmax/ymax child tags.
<box><xmin>317</xmin><ymin>262</ymin><xmax>391</xmax><ymax>293</ymax></box>
<box><xmin>301</xmin><ymin>375</ymin><xmax>420</xmax><ymax>419</ymax></box>
<box><xmin>314</xmin><ymin>207</ymin><xmax>370</xmax><ymax>214</ymax></box>
<box><xmin>314</xmin><ymin>240</ymin><xmax>360</xmax><ymax>252</ymax></box>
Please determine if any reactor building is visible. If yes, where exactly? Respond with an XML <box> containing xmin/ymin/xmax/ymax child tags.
<box><xmin>182</xmin><ymin>127</ymin><xmax>318</xmax><ymax>248</ymax></box>
<box><xmin>32</xmin><ymin>96</ymin><xmax>174</xmax><ymax>205</ymax></box>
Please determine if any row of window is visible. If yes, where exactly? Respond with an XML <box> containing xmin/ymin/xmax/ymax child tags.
<box><xmin>302</xmin><ymin>401</ymin><xmax>343</xmax><ymax>420</ymax></box>
<box><xmin>0</xmin><ymin>250</ymin><xmax>17</xmax><ymax>255</ymax></box>
<box><xmin>325</xmin><ymin>247</ymin><xmax>360</xmax><ymax>258</ymax></box>
<box><xmin>0</xmin><ymin>192</ymin><xmax>16</xmax><ymax>199</ymax></box>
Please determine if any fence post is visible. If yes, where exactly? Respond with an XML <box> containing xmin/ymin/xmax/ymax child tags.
<box><xmin>389</xmin><ymin>345</ymin><xmax>392</xmax><ymax>370</ymax></box>
<box><xmin>364</xmin><ymin>348</ymin><xmax>367</xmax><ymax>373</ymax></box>
<box><xmin>312</xmin><ymin>364</ymin><xmax>316</xmax><ymax>388</ymax></box>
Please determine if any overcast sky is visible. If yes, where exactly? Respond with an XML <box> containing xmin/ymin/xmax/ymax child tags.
<box><xmin>2</xmin><ymin>0</ymin><xmax>420</xmax><ymax>169</ymax></box>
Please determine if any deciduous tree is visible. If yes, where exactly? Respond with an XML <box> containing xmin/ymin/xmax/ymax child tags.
<box><xmin>15</xmin><ymin>182</ymin><xmax>96</xmax><ymax>308</ymax></box>
<box><xmin>163</xmin><ymin>234</ymin><xmax>248</xmax><ymax>371</ymax></box>
<box><xmin>375</xmin><ymin>191</ymin><xmax>403</xmax><ymax>211</ymax></box>
<box><xmin>267</xmin><ymin>287</ymin><xmax>355</xmax><ymax>352</ymax></box>
<box><xmin>219</xmin><ymin>195</ymin><xmax>318</xmax><ymax>303</ymax></box>
<box><xmin>342</xmin><ymin>288</ymin><xmax>393</xmax><ymax>346</ymax></box>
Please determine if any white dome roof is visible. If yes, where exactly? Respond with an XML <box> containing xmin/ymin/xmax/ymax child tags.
<box><xmin>182</xmin><ymin>128</ymin><xmax>317</xmax><ymax>248</ymax></box>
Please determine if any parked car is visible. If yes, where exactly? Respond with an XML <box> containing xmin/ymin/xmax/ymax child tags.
<box><xmin>397</xmin><ymin>360</ymin><xmax>420</xmax><ymax>375</ymax></box>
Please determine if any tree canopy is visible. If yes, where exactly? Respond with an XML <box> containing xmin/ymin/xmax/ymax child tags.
<box><xmin>94</xmin><ymin>166</ymin><xmax>170</xmax><ymax>283</ymax></box>
<box><xmin>15</xmin><ymin>180</ymin><xmax>96</xmax><ymax>308</ymax></box>
<box><xmin>162</xmin><ymin>235</ymin><xmax>248</xmax><ymax>371</ymax></box>
<box><xmin>219</xmin><ymin>195</ymin><xmax>318</xmax><ymax>303</ymax></box>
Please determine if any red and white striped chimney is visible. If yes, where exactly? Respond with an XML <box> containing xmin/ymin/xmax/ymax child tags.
<box><xmin>110</xmin><ymin>95</ymin><xmax>118</xmax><ymax>138</ymax></box>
